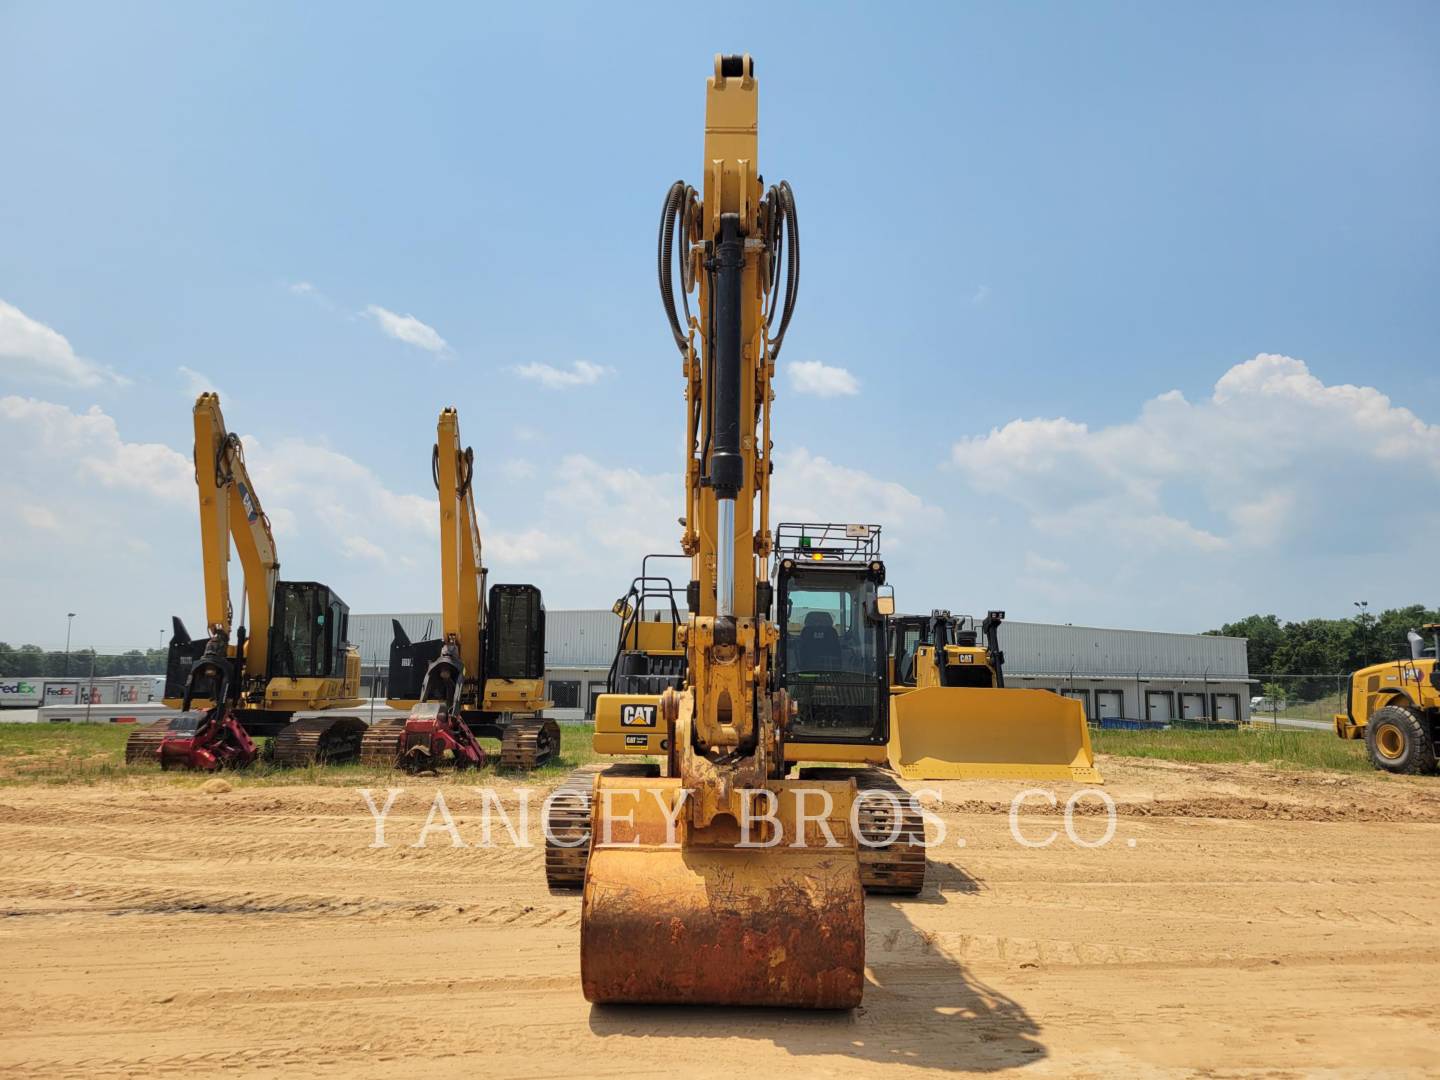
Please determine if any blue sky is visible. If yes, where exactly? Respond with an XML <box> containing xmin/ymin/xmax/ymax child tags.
<box><xmin>2</xmin><ymin>2</ymin><xmax>1437</xmax><ymax>651</ymax></box>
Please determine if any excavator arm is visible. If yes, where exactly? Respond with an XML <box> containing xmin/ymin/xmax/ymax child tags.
<box><xmin>192</xmin><ymin>392</ymin><xmax>279</xmax><ymax>682</ymax></box>
<box><xmin>437</xmin><ymin>407</ymin><xmax>485</xmax><ymax>679</ymax></box>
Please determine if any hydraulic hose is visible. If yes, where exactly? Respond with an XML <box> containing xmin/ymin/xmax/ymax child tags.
<box><xmin>763</xmin><ymin>180</ymin><xmax>799</xmax><ymax>361</ymax></box>
<box><xmin>658</xmin><ymin>180</ymin><xmax>696</xmax><ymax>355</ymax></box>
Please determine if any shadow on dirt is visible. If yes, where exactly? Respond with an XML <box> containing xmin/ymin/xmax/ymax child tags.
<box><xmin>587</xmin><ymin>867</ymin><xmax>1045</xmax><ymax>1072</ymax></box>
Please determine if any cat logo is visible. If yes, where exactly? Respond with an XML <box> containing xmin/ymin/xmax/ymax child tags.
<box><xmin>620</xmin><ymin>703</ymin><xmax>657</xmax><ymax>728</ymax></box>
<box><xmin>955</xmin><ymin>654</ymin><xmax>975</xmax><ymax>664</ymax></box>
<box><xmin>624</xmin><ymin>734</ymin><xmax>649</xmax><ymax>747</ymax></box>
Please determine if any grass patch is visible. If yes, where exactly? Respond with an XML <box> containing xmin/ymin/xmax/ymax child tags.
<box><xmin>0</xmin><ymin>719</ymin><xmax>599</xmax><ymax>787</ymax></box>
<box><xmin>0</xmin><ymin>717</ymin><xmax>1376</xmax><ymax>784</ymax></box>
<box><xmin>1091</xmin><ymin>723</ymin><xmax>1370</xmax><ymax>772</ymax></box>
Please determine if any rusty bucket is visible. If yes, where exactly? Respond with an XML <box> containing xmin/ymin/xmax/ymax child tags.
<box><xmin>580</xmin><ymin>776</ymin><xmax>865</xmax><ymax>1008</ymax></box>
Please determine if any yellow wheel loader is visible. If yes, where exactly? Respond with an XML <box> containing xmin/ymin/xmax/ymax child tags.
<box><xmin>557</xmin><ymin>54</ymin><xmax>871</xmax><ymax>1008</ymax></box>
<box><xmin>360</xmin><ymin>408</ymin><xmax>558</xmax><ymax>771</ymax></box>
<box><xmin>887</xmin><ymin>609</ymin><xmax>1102</xmax><ymax>783</ymax></box>
<box><xmin>1334</xmin><ymin>623</ymin><xmax>1439</xmax><ymax>774</ymax></box>
<box><xmin>124</xmin><ymin>393</ymin><xmax>366</xmax><ymax>770</ymax></box>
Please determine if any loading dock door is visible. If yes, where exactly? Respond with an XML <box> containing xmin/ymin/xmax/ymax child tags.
<box><xmin>1096</xmin><ymin>690</ymin><xmax>1123</xmax><ymax>720</ymax></box>
<box><xmin>1212</xmin><ymin>693</ymin><xmax>1239</xmax><ymax>722</ymax></box>
<box><xmin>1180</xmin><ymin>692</ymin><xmax>1206</xmax><ymax>720</ymax></box>
<box><xmin>1146</xmin><ymin>691</ymin><xmax>1175</xmax><ymax>723</ymax></box>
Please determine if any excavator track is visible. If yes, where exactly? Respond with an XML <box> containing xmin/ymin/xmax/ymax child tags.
<box><xmin>123</xmin><ymin>716</ymin><xmax>193</xmax><ymax>765</ymax></box>
<box><xmin>544</xmin><ymin>762</ymin><xmax>659</xmax><ymax>889</ymax></box>
<box><xmin>270</xmin><ymin>716</ymin><xmax>368</xmax><ymax>768</ymax></box>
<box><xmin>498</xmin><ymin>717</ymin><xmax>561</xmax><ymax>771</ymax></box>
<box><xmin>358</xmin><ymin>717</ymin><xmax>407</xmax><ymax>769</ymax></box>
<box><xmin>800</xmin><ymin>766</ymin><xmax>928</xmax><ymax>895</ymax></box>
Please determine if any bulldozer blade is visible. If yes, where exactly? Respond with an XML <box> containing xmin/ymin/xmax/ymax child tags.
<box><xmin>889</xmin><ymin>687</ymin><xmax>1103</xmax><ymax>783</ymax></box>
<box><xmin>580</xmin><ymin>776</ymin><xmax>865</xmax><ymax>1009</ymax></box>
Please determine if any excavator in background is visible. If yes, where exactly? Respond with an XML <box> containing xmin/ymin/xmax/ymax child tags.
<box><xmin>563</xmin><ymin>54</ymin><xmax>870</xmax><ymax>1008</ymax></box>
<box><xmin>360</xmin><ymin>408</ymin><xmax>558</xmax><ymax>771</ymax></box>
<box><xmin>125</xmin><ymin>393</ymin><xmax>366</xmax><ymax>770</ymax></box>
<box><xmin>887</xmin><ymin>607</ymin><xmax>1102</xmax><ymax>782</ymax></box>
<box><xmin>1335</xmin><ymin>622</ymin><xmax>1439</xmax><ymax>774</ymax></box>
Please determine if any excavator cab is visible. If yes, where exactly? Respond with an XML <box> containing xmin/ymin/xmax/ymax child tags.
<box><xmin>774</xmin><ymin>529</ymin><xmax>890</xmax><ymax>757</ymax></box>
<box><xmin>267</xmin><ymin>582</ymin><xmax>350</xmax><ymax>680</ymax></box>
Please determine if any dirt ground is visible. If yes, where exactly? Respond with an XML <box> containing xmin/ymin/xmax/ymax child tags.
<box><xmin>3</xmin><ymin>758</ymin><xmax>1439</xmax><ymax>1078</ymax></box>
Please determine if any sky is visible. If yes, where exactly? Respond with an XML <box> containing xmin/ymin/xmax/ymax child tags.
<box><xmin>1</xmin><ymin>2</ymin><xmax>1437</xmax><ymax>652</ymax></box>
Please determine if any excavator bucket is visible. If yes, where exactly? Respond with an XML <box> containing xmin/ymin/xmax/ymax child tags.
<box><xmin>889</xmin><ymin>687</ymin><xmax>1102</xmax><ymax>783</ymax></box>
<box><xmin>580</xmin><ymin>775</ymin><xmax>865</xmax><ymax>1008</ymax></box>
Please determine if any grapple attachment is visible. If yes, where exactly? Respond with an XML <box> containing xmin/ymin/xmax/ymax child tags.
<box><xmin>580</xmin><ymin>776</ymin><xmax>865</xmax><ymax>1008</ymax></box>
<box><xmin>888</xmin><ymin>686</ymin><xmax>1102</xmax><ymax>783</ymax></box>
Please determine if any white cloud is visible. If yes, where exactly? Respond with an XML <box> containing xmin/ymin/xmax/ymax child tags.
<box><xmin>511</xmin><ymin>360</ymin><xmax>611</xmax><ymax>390</ymax></box>
<box><xmin>771</xmin><ymin>447</ymin><xmax>942</xmax><ymax>547</ymax></box>
<box><xmin>0</xmin><ymin>397</ymin><xmax>199</xmax><ymax>647</ymax></box>
<box><xmin>177</xmin><ymin>365</ymin><xmax>225</xmax><ymax>401</ymax></box>
<box><xmin>0</xmin><ymin>300</ymin><xmax>127</xmax><ymax>387</ymax></box>
<box><xmin>365</xmin><ymin>305</ymin><xmax>448</xmax><ymax>353</ymax></box>
<box><xmin>544</xmin><ymin>454</ymin><xmax>678</xmax><ymax>557</ymax></box>
<box><xmin>951</xmin><ymin>353</ymin><xmax>1440</xmax><ymax>557</ymax></box>
<box><xmin>786</xmin><ymin>360</ymin><xmax>859</xmax><ymax>398</ymax></box>
<box><xmin>288</xmin><ymin>281</ymin><xmax>316</xmax><ymax>296</ymax></box>
<box><xmin>0</xmin><ymin>396</ymin><xmax>191</xmax><ymax>502</ymax></box>
<box><xmin>970</xmin><ymin>285</ymin><xmax>991</xmax><ymax>306</ymax></box>
<box><xmin>482</xmin><ymin>526</ymin><xmax>582</xmax><ymax>567</ymax></box>
<box><xmin>1024</xmin><ymin>552</ymin><xmax>1068</xmax><ymax>576</ymax></box>
<box><xmin>241</xmin><ymin>434</ymin><xmax>437</xmax><ymax>559</ymax></box>
<box><xmin>499</xmin><ymin>458</ymin><xmax>537</xmax><ymax>482</ymax></box>
<box><xmin>20</xmin><ymin>506</ymin><xmax>61</xmax><ymax>533</ymax></box>
<box><xmin>341</xmin><ymin>535</ymin><xmax>389</xmax><ymax>563</ymax></box>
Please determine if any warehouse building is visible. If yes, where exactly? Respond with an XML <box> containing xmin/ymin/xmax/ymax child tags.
<box><xmin>348</xmin><ymin>610</ymin><xmax>1251</xmax><ymax>724</ymax></box>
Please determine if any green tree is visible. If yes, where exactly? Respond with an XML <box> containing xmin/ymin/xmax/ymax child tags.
<box><xmin>1210</xmin><ymin>614</ymin><xmax>1284</xmax><ymax>678</ymax></box>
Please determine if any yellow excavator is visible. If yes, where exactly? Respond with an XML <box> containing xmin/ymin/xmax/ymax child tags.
<box><xmin>360</xmin><ymin>408</ymin><xmax>559</xmax><ymax>770</ymax></box>
<box><xmin>125</xmin><ymin>393</ymin><xmax>366</xmax><ymax>770</ymax></box>
<box><xmin>887</xmin><ymin>607</ymin><xmax>1102</xmax><ymax>782</ymax></box>
<box><xmin>559</xmin><ymin>54</ymin><xmax>873</xmax><ymax>1008</ymax></box>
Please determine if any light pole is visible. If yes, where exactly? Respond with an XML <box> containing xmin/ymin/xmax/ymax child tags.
<box><xmin>1354</xmin><ymin>600</ymin><xmax>1371</xmax><ymax>664</ymax></box>
<box><xmin>63</xmin><ymin>612</ymin><xmax>76</xmax><ymax>676</ymax></box>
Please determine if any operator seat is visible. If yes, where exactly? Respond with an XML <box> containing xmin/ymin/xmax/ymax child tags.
<box><xmin>797</xmin><ymin>611</ymin><xmax>842</xmax><ymax>671</ymax></box>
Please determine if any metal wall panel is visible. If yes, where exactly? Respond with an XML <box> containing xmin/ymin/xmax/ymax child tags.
<box><xmin>347</xmin><ymin>613</ymin><xmax>439</xmax><ymax>666</ymax></box>
<box><xmin>348</xmin><ymin>611</ymin><xmax>1250</xmax><ymax>682</ymax></box>
<box><xmin>990</xmin><ymin>619</ymin><xmax>1248</xmax><ymax>679</ymax></box>
<box><xmin>348</xmin><ymin>609</ymin><xmax>619</xmax><ymax>670</ymax></box>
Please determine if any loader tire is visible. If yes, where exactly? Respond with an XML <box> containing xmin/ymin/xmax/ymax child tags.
<box><xmin>1365</xmin><ymin>705</ymin><xmax>1436</xmax><ymax>775</ymax></box>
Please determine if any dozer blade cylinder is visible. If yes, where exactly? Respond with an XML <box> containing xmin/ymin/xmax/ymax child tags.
<box><xmin>580</xmin><ymin>777</ymin><xmax>865</xmax><ymax>1008</ymax></box>
<box><xmin>889</xmin><ymin>686</ymin><xmax>1103</xmax><ymax>783</ymax></box>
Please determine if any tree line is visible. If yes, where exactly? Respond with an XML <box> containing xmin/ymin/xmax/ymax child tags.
<box><xmin>0</xmin><ymin>644</ymin><xmax>170</xmax><ymax>679</ymax></box>
<box><xmin>1207</xmin><ymin>604</ymin><xmax>1440</xmax><ymax>702</ymax></box>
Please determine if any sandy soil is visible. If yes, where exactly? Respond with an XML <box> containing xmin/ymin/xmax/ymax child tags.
<box><xmin>2</xmin><ymin>759</ymin><xmax>1439</xmax><ymax>1078</ymax></box>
